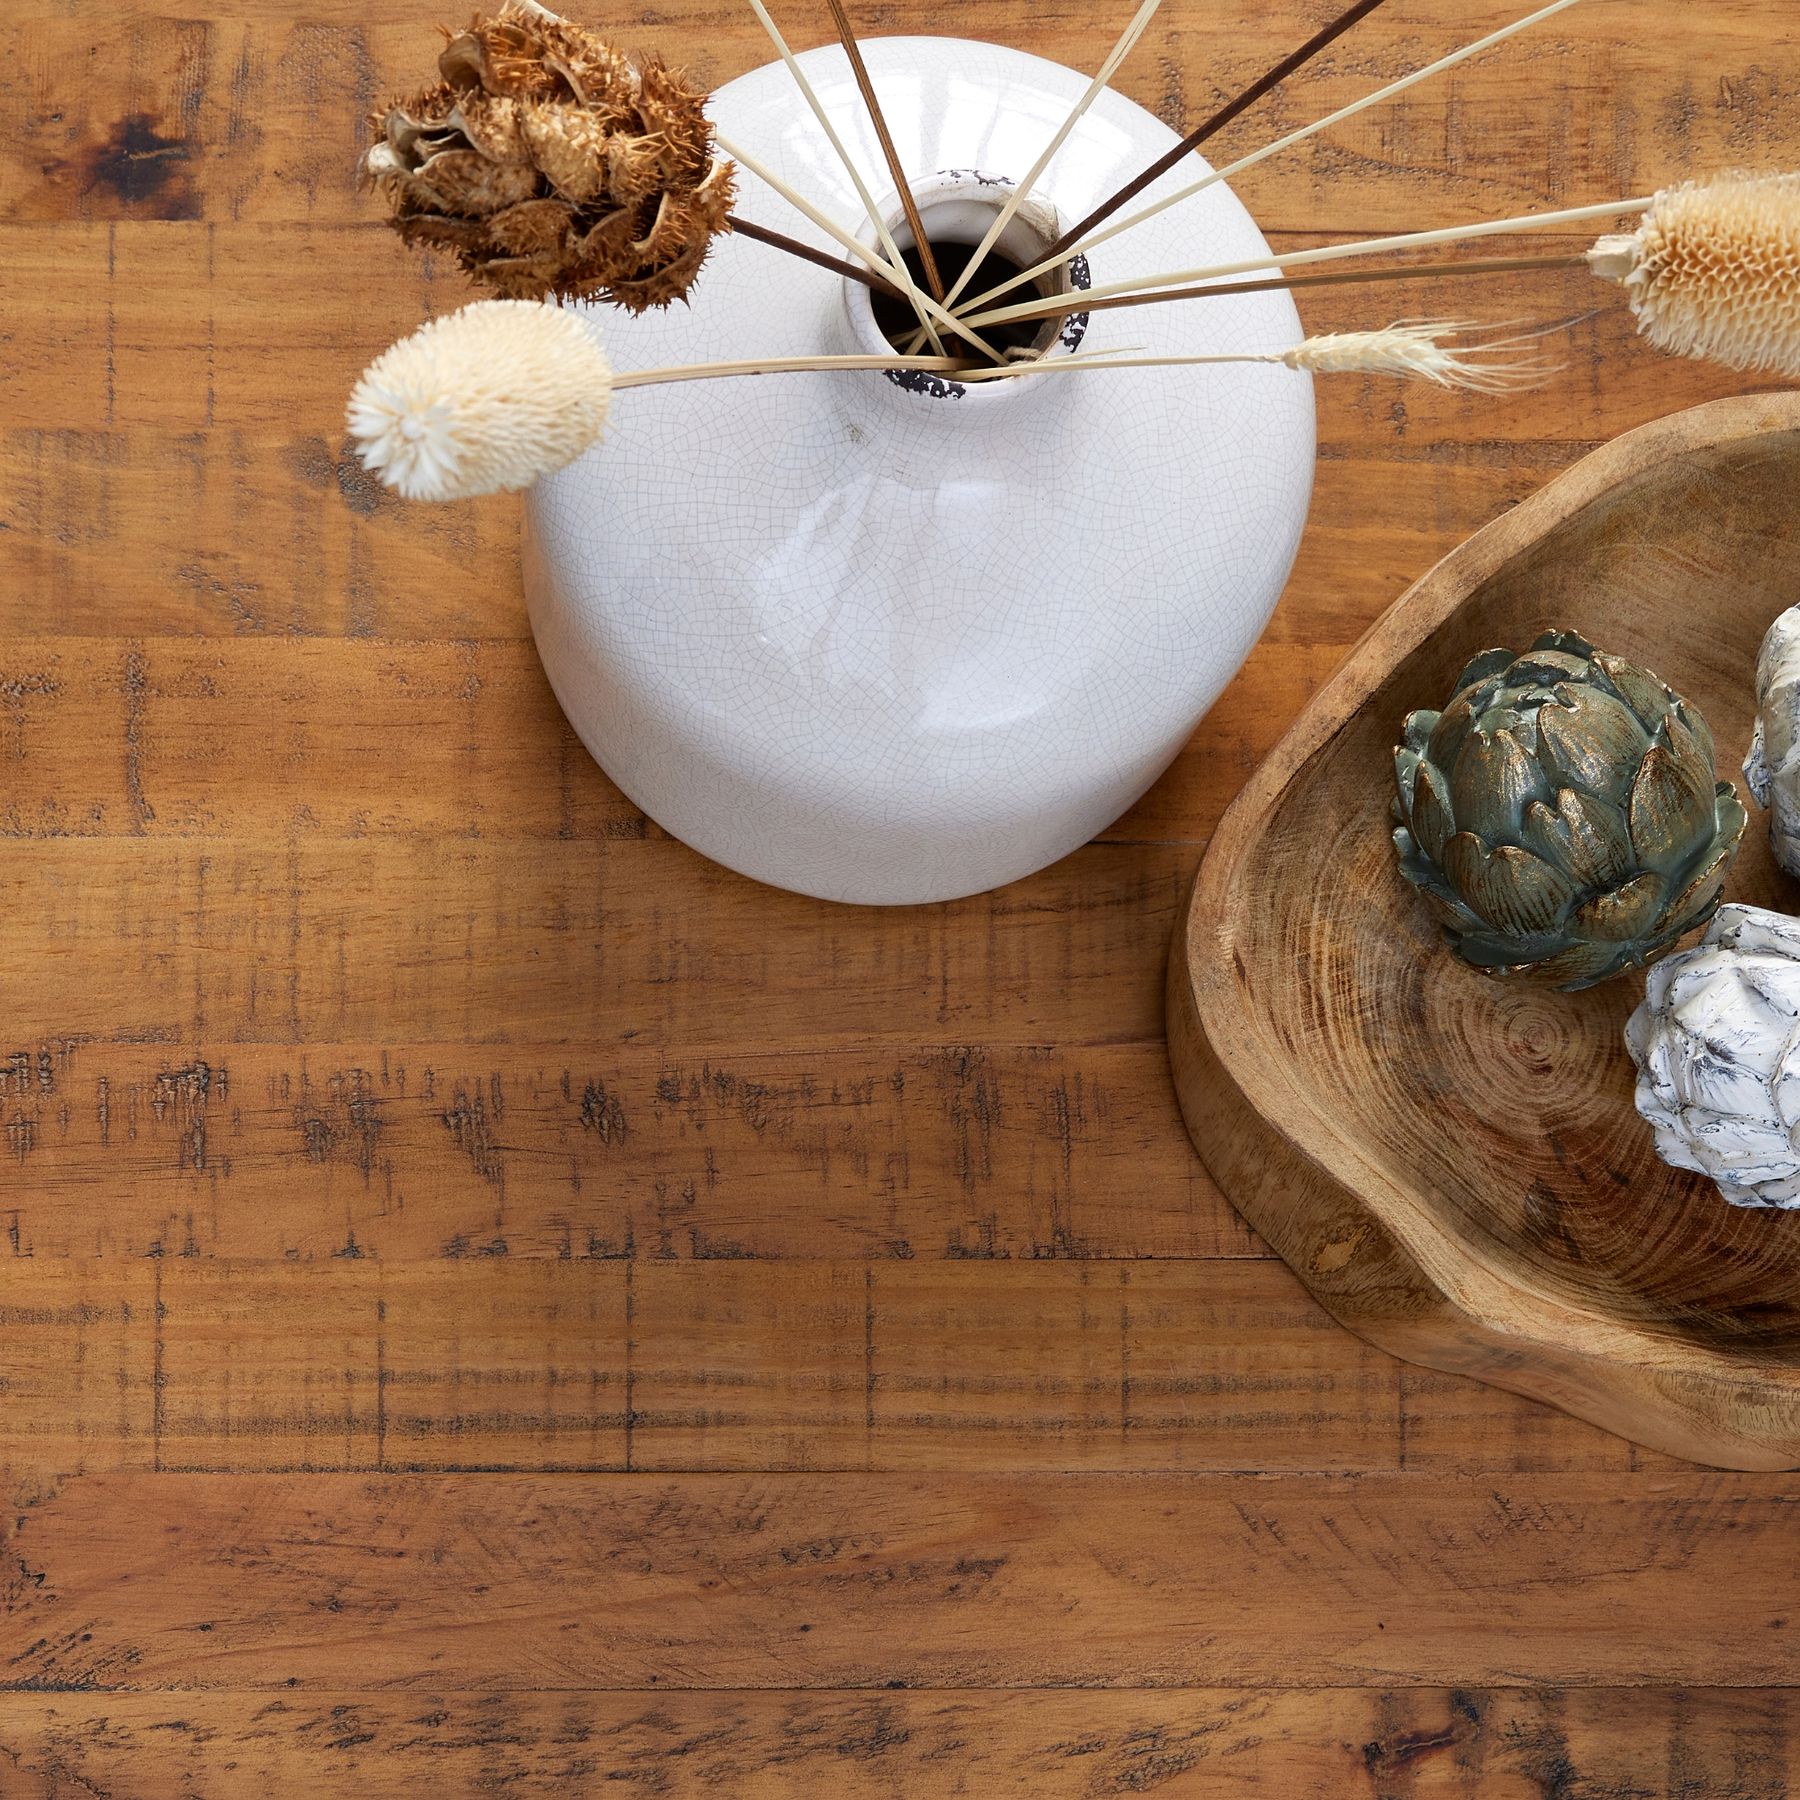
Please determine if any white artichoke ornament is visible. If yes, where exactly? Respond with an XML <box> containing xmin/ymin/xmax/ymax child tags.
<box><xmin>1625</xmin><ymin>903</ymin><xmax>1800</xmax><ymax>1209</ymax></box>
<box><xmin>1745</xmin><ymin>604</ymin><xmax>1800</xmax><ymax>877</ymax></box>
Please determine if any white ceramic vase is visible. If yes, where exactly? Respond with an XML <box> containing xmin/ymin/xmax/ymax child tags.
<box><xmin>525</xmin><ymin>36</ymin><xmax>1315</xmax><ymax>903</ymax></box>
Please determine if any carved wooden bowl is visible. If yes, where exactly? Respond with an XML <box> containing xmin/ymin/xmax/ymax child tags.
<box><xmin>1169</xmin><ymin>392</ymin><xmax>1800</xmax><ymax>1469</ymax></box>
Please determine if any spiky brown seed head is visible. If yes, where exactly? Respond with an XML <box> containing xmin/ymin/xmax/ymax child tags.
<box><xmin>1589</xmin><ymin>171</ymin><xmax>1800</xmax><ymax>377</ymax></box>
<box><xmin>361</xmin><ymin>1</ymin><xmax>734</xmax><ymax>313</ymax></box>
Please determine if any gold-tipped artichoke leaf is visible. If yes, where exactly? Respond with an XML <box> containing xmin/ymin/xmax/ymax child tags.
<box><xmin>1407</xmin><ymin>757</ymin><xmax>1456</xmax><ymax>864</ymax></box>
<box><xmin>1504</xmin><ymin>648</ymin><xmax>1597</xmax><ymax>688</ymax></box>
<box><xmin>1530</xmin><ymin>628</ymin><xmax>1598</xmax><ymax>660</ymax></box>
<box><xmin>1569</xmin><ymin>870</ymin><xmax>1668</xmax><ymax>941</ymax></box>
<box><xmin>1663</xmin><ymin>708</ymin><xmax>1720</xmax><ymax>798</ymax></box>
<box><xmin>1537</xmin><ymin>681</ymin><xmax>1654</xmax><ymax>802</ymax></box>
<box><xmin>1590</xmin><ymin>650</ymin><xmax>1676</xmax><ymax>733</ymax></box>
<box><xmin>1424</xmin><ymin>691</ymin><xmax>1484</xmax><ymax>772</ymax></box>
<box><xmin>1526</xmin><ymin>939</ymin><xmax>1632</xmax><ymax>986</ymax></box>
<box><xmin>1627</xmin><ymin>737</ymin><xmax>1719</xmax><ymax>867</ymax></box>
<box><xmin>1448</xmin><ymin>722</ymin><xmax>1552</xmax><ymax>843</ymax></box>
<box><xmin>1441</xmin><ymin>831</ymin><xmax>1579</xmax><ymax>936</ymax></box>
<box><xmin>1518</xmin><ymin>787</ymin><xmax>1636</xmax><ymax>892</ymax></box>
<box><xmin>1663</xmin><ymin>828</ymin><xmax>1741</xmax><ymax>931</ymax></box>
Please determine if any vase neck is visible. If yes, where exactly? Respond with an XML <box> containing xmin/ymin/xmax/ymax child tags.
<box><xmin>837</xmin><ymin>169</ymin><xmax>1092</xmax><ymax>414</ymax></box>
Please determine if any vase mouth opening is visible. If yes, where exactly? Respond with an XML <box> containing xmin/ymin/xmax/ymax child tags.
<box><xmin>842</xmin><ymin>170</ymin><xmax>1092</xmax><ymax>403</ymax></box>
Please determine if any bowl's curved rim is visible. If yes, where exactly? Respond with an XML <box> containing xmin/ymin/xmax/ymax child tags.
<box><xmin>1177</xmin><ymin>390</ymin><xmax>1800</xmax><ymax>1453</ymax></box>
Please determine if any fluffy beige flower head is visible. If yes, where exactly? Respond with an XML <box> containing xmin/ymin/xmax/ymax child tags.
<box><xmin>347</xmin><ymin>299</ymin><xmax>612</xmax><ymax>501</ymax></box>
<box><xmin>1589</xmin><ymin>171</ymin><xmax>1800</xmax><ymax>377</ymax></box>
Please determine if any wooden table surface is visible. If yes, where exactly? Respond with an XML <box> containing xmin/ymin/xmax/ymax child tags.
<box><xmin>2</xmin><ymin>1</ymin><xmax>1798</xmax><ymax>1793</ymax></box>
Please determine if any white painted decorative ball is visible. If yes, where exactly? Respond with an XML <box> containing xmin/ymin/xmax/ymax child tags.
<box><xmin>1745</xmin><ymin>604</ymin><xmax>1800</xmax><ymax>877</ymax></box>
<box><xmin>1625</xmin><ymin>903</ymin><xmax>1800</xmax><ymax>1208</ymax></box>
<box><xmin>523</xmin><ymin>36</ymin><xmax>1315</xmax><ymax>904</ymax></box>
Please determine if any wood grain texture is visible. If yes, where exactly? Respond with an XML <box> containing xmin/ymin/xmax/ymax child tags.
<box><xmin>3</xmin><ymin>0</ymin><xmax>1798</xmax><ymax>1790</ymax></box>
<box><xmin>1171</xmin><ymin>394</ymin><xmax>1800</xmax><ymax>1471</ymax></box>
<box><xmin>5</xmin><ymin>1471</ymin><xmax>1800</xmax><ymax>1689</ymax></box>
<box><xmin>4</xmin><ymin>1686</ymin><xmax>1793</xmax><ymax>1797</ymax></box>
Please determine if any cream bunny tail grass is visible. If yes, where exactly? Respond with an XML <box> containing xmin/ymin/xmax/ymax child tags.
<box><xmin>347</xmin><ymin>300</ymin><xmax>612</xmax><ymax>501</ymax></box>
<box><xmin>1589</xmin><ymin>172</ymin><xmax>1800</xmax><ymax>376</ymax></box>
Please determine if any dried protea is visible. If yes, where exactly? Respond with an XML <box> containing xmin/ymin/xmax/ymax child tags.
<box><xmin>347</xmin><ymin>300</ymin><xmax>612</xmax><ymax>501</ymax></box>
<box><xmin>362</xmin><ymin>1</ymin><xmax>734</xmax><ymax>313</ymax></box>
<box><xmin>1588</xmin><ymin>171</ymin><xmax>1800</xmax><ymax>377</ymax></box>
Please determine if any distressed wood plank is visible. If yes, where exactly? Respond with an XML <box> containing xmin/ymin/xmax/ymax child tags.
<box><xmin>4</xmin><ymin>1470</ymin><xmax>1799</xmax><ymax>1687</ymax></box>
<box><xmin>3</xmin><ymin>2</ymin><xmax>1793</xmax><ymax>233</ymax></box>
<box><xmin>0</xmin><ymin>1259</ymin><xmax>1402</xmax><ymax>1479</ymax></box>
<box><xmin>0</xmin><ymin>637</ymin><xmax>648</xmax><ymax>840</ymax></box>
<box><xmin>0</xmin><ymin>1259</ymin><xmax>1668</xmax><ymax>1484</ymax></box>
<box><xmin>0</xmin><ymin>427</ymin><xmax>521</xmax><ymax>640</ymax></box>
<box><xmin>0</xmin><ymin>836</ymin><xmax>1188</xmax><ymax>1045</ymax></box>
<box><xmin>1</xmin><ymin>1685</ymin><xmax>1795</xmax><ymax>1796</ymax></box>
<box><xmin>0</xmin><ymin>1041</ymin><xmax>1235</xmax><ymax>1262</ymax></box>
<box><xmin>633</xmin><ymin>1259</ymin><xmax>1403</xmax><ymax>1472</ymax></box>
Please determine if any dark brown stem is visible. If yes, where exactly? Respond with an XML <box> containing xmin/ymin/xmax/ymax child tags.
<box><xmin>822</xmin><ymin>0</ymin><xmax>945</xmax><ymax>301</ymax></box>
<box><xmin>977</xmin><ymin>252</ymin><xmax>1592</xmax><ymax>329</ymax></box>
<box><xmin>1041</xmin><ymin>0</ymin><xmax>1392</xmax><ymax>264</ymax></box>
<box><xmin>727</xmin><ymin>213</ymin><xmax>904</xmax><ymax>299</ymax></box>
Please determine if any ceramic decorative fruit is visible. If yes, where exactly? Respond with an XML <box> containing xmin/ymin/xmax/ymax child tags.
<box><xmin>1626</xmin><ymin>902</ymin><xmax>1800</xmax><ymax>1209</ymax></box>
<box><xmin>1745</xmin><ymin>604</ymin><xmax>1800</xmax><ymax>878</ymax></box>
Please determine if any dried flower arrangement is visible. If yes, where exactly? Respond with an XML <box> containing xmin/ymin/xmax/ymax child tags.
<box><xmin>349</xmin><ymin>0</ymin><xmax>1800</xmax><ymax>501</ymax></box>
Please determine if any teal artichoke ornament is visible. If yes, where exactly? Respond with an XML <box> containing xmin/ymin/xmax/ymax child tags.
<box><xmin>1393</xmin><ymin>630</ymin><xmax>1746</xmax><ymax>990</ymax></box>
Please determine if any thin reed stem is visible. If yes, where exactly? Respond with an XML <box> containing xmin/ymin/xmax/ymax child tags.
<box><xmin>938</xmin><ymin>0</ymin><xmax>1167</xmax><ymax>310</ymax></box>
<box><xmin>954</xmin><ymin>0</ymin><xmax>1591</xmax><ymax>318</ymax></box>
<box><xmin>610</xmin><ymin>325</ymin><xmax>1554</xmax><ymax>392</ymax></box>
<box><xmin>741</xmin><ymin>0</ymin><xmax>945</xmax><ymax>352</ymax></box>
<box><xmin>718</xmin><ymin>131</ymin><xmax>1009</xmax><ymax>361</ymax></box>
<box><xmin>1042</xmin><ymin>0</ymin><xmax>1392</xmax><ymax>263</ymax></box>
<box><xmin>728</xmin><ymin>212</ymin><xmax>904</xmax><ymax>297</ymax></box>
<box><xmin>822</xmin><ymin>0</ymin><xmax>944</xmax><ymax>301</ymax></box>
<box><xmin>950</xmin><ymin>252</ymin><xmax>1591</xmax><ymax>329</ymax></box>
<box><xmin>959</xmin><ymin>196</ymin><xmax>1649</xmax><ymax>330</ymax></box>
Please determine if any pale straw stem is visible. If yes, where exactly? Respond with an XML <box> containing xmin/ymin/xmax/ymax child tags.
<box><xmin>716</xmin><ymin>132</ymin><xmax>1009</xmax><ymax>362</ymax></box>
<box><xmin>741</xmin><ymin>0</ymin><xmax>945</xmax><ymax>353</ymax></box>
<box><xmin>954</xmin><ymin>0</ymin><xmax>1592</xmax><ymax>318</ymax></box>
<box><xmin>937</xmin><ymin>0</ymin><xmax>1167</xmax><ymax>311</ymax></box>
<box><xmin>960</xmin><ymin>196</ymin><xmax>1653</xmax><ymax>330</ymax></box>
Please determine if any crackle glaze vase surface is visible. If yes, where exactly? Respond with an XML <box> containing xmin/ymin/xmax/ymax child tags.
<box><xmin>525</xmin><ymin>36</ymin><xmax>1316</xmax><ymax>903</ymax></box>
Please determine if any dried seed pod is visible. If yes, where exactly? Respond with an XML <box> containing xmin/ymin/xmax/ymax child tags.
<box><xmin>362</xmin><ymin>1</ymin><xmax>734</xmax><ymax>313</ymax></box>
<box><xmin>1588</xmin><ymin>171</ymin><xmax>1800</xmax><ymax>378</ymax></box>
